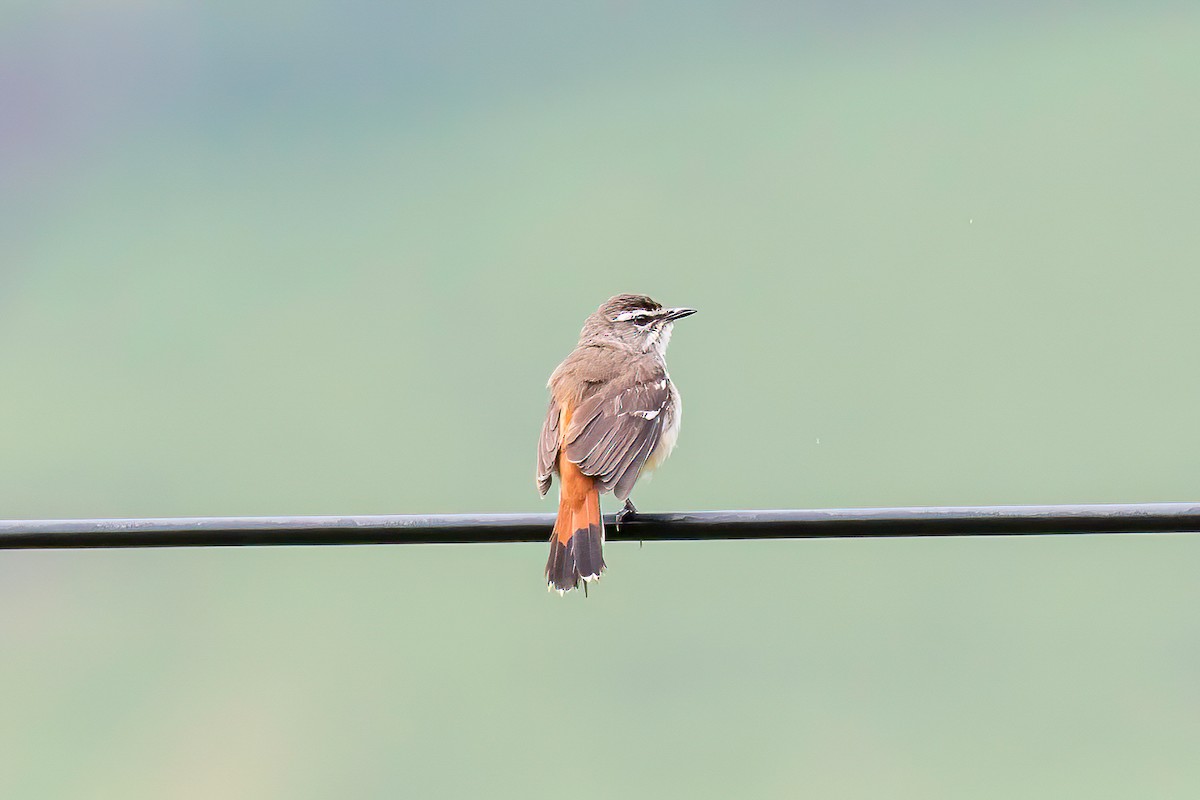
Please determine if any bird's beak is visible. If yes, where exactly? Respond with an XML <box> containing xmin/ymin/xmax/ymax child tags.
<box><xmin>665</xmin><ymin>307</ymin><xmax>697</xmax><ymax>322</ymax></box>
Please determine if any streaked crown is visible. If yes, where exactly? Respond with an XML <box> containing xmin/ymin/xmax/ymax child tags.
<box><xmin>601</xmin><ymin>294</ymin><xmax>663</xmax><ymax>322</ymax></box>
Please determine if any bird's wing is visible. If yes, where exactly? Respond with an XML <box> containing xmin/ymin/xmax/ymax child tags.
<box><xmin>563</xmin><ymin>377</ymin><xmax>672</xmax><ymax>501</ymax></box>
<box><xmin>536</xmin><ymin>398</ymin><xmax>560</xmax><ymax>496</ymax></box>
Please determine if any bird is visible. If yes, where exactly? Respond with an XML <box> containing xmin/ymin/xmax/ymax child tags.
<box><xmin>536</xmin><ymin>294</ymin><xmax>696</xmax><ymax>593</ymax></box>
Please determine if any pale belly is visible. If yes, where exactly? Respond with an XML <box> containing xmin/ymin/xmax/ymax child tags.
<box><xmin>643</xmin><ymin>383</ymin><xmax>681</xmax><ymax>474</ymax></box>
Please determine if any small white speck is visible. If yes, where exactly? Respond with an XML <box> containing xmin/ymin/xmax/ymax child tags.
<box><xmin>969</xmin><ymin>218</ymin><xmax>974</xmax><ymax>224</ymax></box>
<box><xmin>816</xmin><ymin>438</ymin><xmax>821</xmax><ymax>445</ymax></box>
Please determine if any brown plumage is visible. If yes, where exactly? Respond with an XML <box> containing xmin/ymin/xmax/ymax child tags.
<box><xmin>537</xmin><ymin>294</ymin><xmax>695</xmax><ymax>593</ymax></box>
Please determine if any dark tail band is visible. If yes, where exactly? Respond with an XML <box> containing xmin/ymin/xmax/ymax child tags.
<box><xmin>546</xmin><ymin>520</ymin><xmax>604</xmax><ymax>594</ymax></box>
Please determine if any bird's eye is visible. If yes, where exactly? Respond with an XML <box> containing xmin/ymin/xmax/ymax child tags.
<box><xmin>612</xmin><ymin>310</ymin><xmax>659</xmax><ymax>324</ymax></box>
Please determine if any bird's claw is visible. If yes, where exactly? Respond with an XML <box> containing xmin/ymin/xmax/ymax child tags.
<box><xmin>616</xmin><ymin>499</ymin><xmax>638</xmax><ymax>531</ymax></box>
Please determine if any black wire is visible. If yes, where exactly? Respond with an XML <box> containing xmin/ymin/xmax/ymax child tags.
<box><xmin>1</xmin><ymin>503</ymin><xmax>1198</xmax><ymax>550</ymax></box>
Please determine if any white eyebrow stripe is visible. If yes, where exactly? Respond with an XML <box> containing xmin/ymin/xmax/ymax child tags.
<box><xmin>612</xmin><ymin>309</ymin><xmax>661</xmax><ymax>323</ymax></box>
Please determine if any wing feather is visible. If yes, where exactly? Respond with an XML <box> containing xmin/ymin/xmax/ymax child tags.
<box><xmin>613</xmin><ymin>429</ymin><xmax>658</xmax><ymax>500</ymax></box>
<box><xmin>563</xmin><ymin>378</ymin><xmax>671</xmax><ymax>500</ymax></box>
<box><xmin>536</xmin><ymin>399</ymin><xmax>560</xmax><ymax>496</ymax></box>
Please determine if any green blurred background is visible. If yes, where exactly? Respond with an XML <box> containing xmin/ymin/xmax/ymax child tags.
<box><xmin>3</xmin><ymin>2</ymin><xmax>1199</xmax><ymax>797</ymax></box>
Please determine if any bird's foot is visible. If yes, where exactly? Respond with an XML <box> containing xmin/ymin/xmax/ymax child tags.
<box><xmin>616</xmin><ymin>499</ymin><xmax>638</xmax><ymax>532</ymax></box>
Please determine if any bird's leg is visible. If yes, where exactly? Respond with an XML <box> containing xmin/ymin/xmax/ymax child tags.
<box><xmin>616</xmin><ymin>498</ymin><xmax>638</xmax><ymax>531</ymax></box>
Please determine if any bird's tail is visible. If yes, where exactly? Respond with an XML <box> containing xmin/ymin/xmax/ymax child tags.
<box><xmin>546</xmin><ymin>464</ymin><xmax>604</xmax><ymax>594</ymax></box>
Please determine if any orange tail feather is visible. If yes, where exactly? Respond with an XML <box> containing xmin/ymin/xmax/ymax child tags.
<box><xmin>546</xmin><ymin>459</ymin><xmax>604</xmax><ymax>593</ymax></box>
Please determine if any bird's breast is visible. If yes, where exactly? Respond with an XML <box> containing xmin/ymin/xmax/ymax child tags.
<box><xmin>643</xmin><ymin>382</ymin><xmax>682</xmax><ymax>474</ymax></box>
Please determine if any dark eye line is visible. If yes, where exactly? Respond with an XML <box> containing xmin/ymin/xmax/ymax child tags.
<box><xmin>613</xmin><ymin>310</ymin><xmax>662</xmax><ymax>324</ymax></box>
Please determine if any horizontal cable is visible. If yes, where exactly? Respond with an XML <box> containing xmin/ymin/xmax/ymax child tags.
<box><xmin>0</xmin><ymin>503</ymin><xmax>1198</xmax><ymax>550</ymax></box>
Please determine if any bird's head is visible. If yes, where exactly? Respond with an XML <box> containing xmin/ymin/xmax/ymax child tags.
<box><xmin>583</xmin><ymin>294</ymin><xmax>697</xmax><ymax>355</ymax></box>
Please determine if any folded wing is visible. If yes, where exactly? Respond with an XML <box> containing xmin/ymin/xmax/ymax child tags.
<box><xmin>563</xmin><ymin>378</ymin><xmax>672</xmax><ymax>501</ymax></box>
<box><xmin>536</xmin><ymin>398</ymin><xmax>560</xmax><ymax>496</ymax></box>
